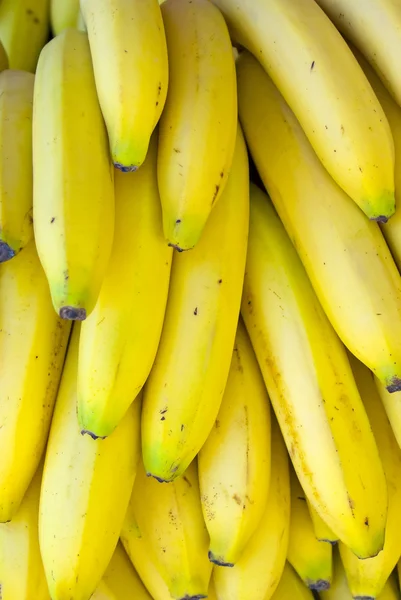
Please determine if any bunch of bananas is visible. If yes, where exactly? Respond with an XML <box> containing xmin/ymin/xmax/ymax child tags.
<box><xmin>2</xmin><ymin>0</ymin><xmax>401</xmax><ymax>599</ymax></box>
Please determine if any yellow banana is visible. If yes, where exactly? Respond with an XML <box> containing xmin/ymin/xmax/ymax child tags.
<box><xmin>33</xmin><ymin>29</ymin><xmax>115</xmax><ymax>321</ymax></box>
<box><xmin>288</xmin><ymin>469</ymin><xmax>332</xmax><ymax>591</ymax></box>
<box><xmin>375</xmin><ymin>380</ymin><xmax>401</xmax><ymax>451</ymax></box>
<box><xmin>0</xmin><ymin>69</ymin><xmax>34</xmax><ymax>262</ymax></box>
<box><xmin>78</xmin><ymin>133</ymin><xmax>172</xmax><ymax>438</ymax></box>
<box><xmin>142</xmin><ymin>126</ymin><xmax>249</xmax><ymax>483</ymax></box>
<box><xmin>122</xmin><ymin>458</ymin><xmax>212</xmax><ymax>600</ymax></box>
<box><xmin>101</xmin><ymin>542</ymin><xmax>152</xmax><ymax>600</ymax></box>
<box><xmin>0</xmin><ymin>240</ymin><xmax>70</xmax><ymax>522</ymax></box>
<box><xmin>379</xmin><ymin>577</ymin><xmax>401</xmax><ymax>600</ymax></box>
<box><xmin>306</xmin><ymin>499</ymin><xmax>338</xmax><ymax>545</ymax></box>
<box><xmin>39</xmin><ymin>326</ymin><xmax>141</xmax><ymax>600</ymax></box>
<box><xmin>198</xmin><ymin>318</ymin><xmax>270</xmax><ymax>567</ymax></box>
<box><xmin>241</xmin><ymin>184</ymin><xmax>387</xmax><ymax>559</ymax></box>
<box><xmin>270</xmin><ymin>563</ymin><xmax>314</xmax><ymax>600</ymax></box>
<box><xmin>352</xmin><ymin>46</ymin><xmax>401</xmax><ymax>274</ymax></box>
<box><xmin>81</xmin><ymin>0</ymin><xmax>168</xmax><ymax>172</ymax></box>
<box><xmin>50</xmin><ymin>0</ymin><xmax>80</xmax><ymax>35</ymax></box>
<box><xmin>339</xmin><ymin>354</ymin><xmax>401</xmax><ymax>599</ymax></box>
<box><xmin>211</xmin><ymin>0</ymin><xmax>395</xmax><ymax>221</ymax></box>
<box><xmin>0</xmin><ymin>0</ymin><xmax>50</xmax><ymax>72</ymax></box>
<box><xmin>315</xmin><ymin>0</ymin><xmax>401</xmax><ymax>106</ymax></box>
<box><xmin>213</xmin><ymin>417</ymin><xmax>290</xmax><ymax>600</ymax></box>
<box><xmin>237</xmin><ymin>50</ymin><xmax>401</xmax><ymax>393</ymax></box>
<box><xmin>0</xmin><ymin>463</ymin><xmax>49</xmax><ymax>600</ymax></box>
<box><xmin>157</xmin><ymin>0</ymin><xmax>237</xmax><ymax>250</ymax></box>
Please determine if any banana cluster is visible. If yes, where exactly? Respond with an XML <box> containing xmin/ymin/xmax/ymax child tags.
<box><xmin>2</xmin><ymin>0</ymin><xmax>401</xmax><ymax>599</ymax></box>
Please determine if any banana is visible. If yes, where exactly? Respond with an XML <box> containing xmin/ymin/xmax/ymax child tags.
<box><xmin>39</xmin><ymin>325</ymin><xmax>141</xmax><ymax>600</ymax></box>
<box><xmin>91</xmin><ymin>581</ymin><xmax>116</xmax><ymax>600</ymax></box>
<box><xmin>0</xmin><ymin>463</ymin><xmax>49</xmax><ymax>600</ymax></box>
<box><xmin>375</xmin><ymin>380</ymin><xmax>401</xmax><ymax>451</ymax></box>
<box><xmin>315</xmin><ymin>0</ymin><xmax>401</xmax><ymax>107</ymax></box>
<box><xmin>306</xmin><ymin>499</ymin><xmax>338</xmax><ymax>545</ymax></box>
<box><xmin>81</xmin><ymin>0</ymin><xmax>168</xmax><ymax>172</ymax></box>
<box><xmin>270</xmin><ymin>563</ymin><xmax>314</xmax><ymax>600</ymax></box>
<box><xmin>0</xmin><ymin>240</ymin><xmax>70</xmax><ymax>522</ymax></box>
<box><xmin>102</xmin><ymin>542</ymin><xmax>152</xmax><ymax>600</ymax></box>
<box><xmin>378</xmin><ymin>577</ymin><xmax>401</xmax><ymax>600</ymax></box>
<box><xmin>33</xmin><ymin>29</ymin><xmax>115</xmax><ymax>321</ymax></box>
<box><xmin>50</xmin><ymin>0</ymin><xmax>80</xmax><ymax>35</ymax></box>
<box><xmin>352</xmin><ymin>46</ymin><xmax>401</xmax><ymax>274</ymax></box>
<box><xmin>338</xmin><ymin>354</ymin><xmax>401</xmax><ymax>599</ymax></box>
<box><xmin>0</xmin><ymin>0</ymin><xmax>50</xmax><ymax>72</ymax></box>
<box><xmin>237</xmin><ymin>50</ymin><xmax>401</xmax><ymax>393</ymax></box>
<box><xmin>287</xmin><ymin>469</ymin><xmax>332</xmax><ymax>591</ymax></box>
<box><xmin>241</xmin><ymin>183</ymin><xmax>387</xmax><ymax>559</ymax></box>
<box><xmin>0</xmin><ymin>70</ymin><xmax>34</xmax><ymax>262</ymax></box>
<box><xmin>157</xmin><ymin>0</ymin><xmax>237</xmax><ymax>250</ymax></box>
<box><xmin>198</xmin><ymin>318</ymin><xmax>270</xmax><ymax>567</ymax></box>
<box><xmin>78</xmin><ymin>132</ymin><xmax>172</xmax><ymax>438</ymax></box>
<box><xmin>211</xmin><ymin>0</ymin><xmax>395</xmax><ymax>222</ymax></box>
<box><xmin>213</xmin><ymin>417</ymin><xmax>290</xmax><ymax>600</ymax></box>
<box><xmin>142</xmin><ymin>126</ymin><xmax>249</xmax><ymax>483</ymax></box>
<box><xmin>122</xmin><ymin>458</ymin><xmax>212</xmax><ymax>600</ymax></box>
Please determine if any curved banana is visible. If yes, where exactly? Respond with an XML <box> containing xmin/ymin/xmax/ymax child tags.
<box><xmin>81</xmin><ymin>0</ymin><xmax>168</xmax><ymax>172</ymax></box>
<box><xmin>288</xmin><ymin>470</ymin><xmax>332</xmax><ymax>591</ymax></box>
<box><xmin>0</xmin><ymin>0</ymin><xmax>50</xmax><ymax>72</ymax></box>
<box><xmin>198</xmin><ymin>319</ymin><xmax>270</xmax><ymax>567</ymax></box>
<box><xmin>212</xmin><ymin>0</ymin><xmax>395</xmax><ymax>221</ymax></box>
<box><xmin>39</xmin><ymin>326</ymin><xmax>141</xmax><ymax>600</ymax></box>
<box><xmin>315</xmin><ymin>0</ymin><xmax>401</xmax><ymax>106</ymax></box>
<box><xmin>237</xmin><ymin>50</ymin><xmax>401</xmax><ymax>393</ymax></box>
<box><xmin>339</xmin><ymin>354</ymin><xmax>401</xmax><ymax>599</ymax></box>
<box><xmin>0</xmin><ymin>463</ymin><xmax>49</xmax><ymax>600</ymax></box>
<box><xmin>375</xmin><ymin>380</ymin><xmax>401</xmax><ymax>451</ymax></box>
<box><xmin>157</xmin><ymin>0</ymin><xmax>237</xmax><ymax>250</ymax></box>
<box><xmin>78</xmin><ymin>133</ymin><xmax>172</xmax><ymax>438</ymax></box>
<box><xmin>122</xmin><ymin>458</ymin><xmax>212</xmax><ymax>600</ymax></box>
<box><xmin>0</xmin><ymin>241</ymin><xmax>70</xmax><ymax>522</ymax></box>
<box><xmin>102</xmin><ymin>542</ymin><xmax>152</xmax><ymax>600</ymax></box>
<box><xmin>50</xmin><ymin>0</ymin><xmax>80</xmax><ymax>35</ymax></box>
<box><xmin>0</xmin><ymin>69</ymin><xmax>34</xmax><ymax>262</ymax></box>
<box><xmin>142</xmin><ymin>126</ymin><xmax>249</xmax><ymax>483</ymax></box>
<box><xmin>270</xmin><ymin>563</ymin><xmax>313</xmax><ymax>600</ymax></box>
<box><xmin>33</xmin><ymin>29</ymin><xmax>115</xmax><ymax>321</ymax></box>
<box><xmin>241</xmin><ymin>184</ymin><xmax>387</xmax><ymax>559</ymax></box>
<box><xmin>306</xmin><ymin>499</ymin><xmax>338</xmax><ymax>545</ymax></box>
<box><xmin>213</xmin><ymin>417</ymin><xmax>290</xmax><ymax>600</ymax></box>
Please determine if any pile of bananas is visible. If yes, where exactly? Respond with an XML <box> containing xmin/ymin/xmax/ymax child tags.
<box><xmin>3</xmin><ymin>0</ymin><xmax>401</xmax><ymax>599</ymax></box>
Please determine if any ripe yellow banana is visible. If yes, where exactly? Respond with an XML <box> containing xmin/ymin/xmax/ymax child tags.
<box><xmin>306</xmin><ymin>499</ymin><xmax>338</xmax><ymax>545</ymax></box>
<box><xmin>0</xmin><ymin>463</ymin><xmax>49</xmax><ymax>600</ymax></box>
<box><xmin>213</xmin><ymin>417</ymin><xmax>290</xmax><ymax>600</ymax></box>
<box><xmin>78</xmin><ymin>133</ymin><xmax>172</xmax><ymax>438</ymax></box>
<box><xmin>157</xmin><ymin>0</ymin><xmax>237</xmax><ymax>250</ymax></box>
<box><xmin>33</xmin><ymin>29</ymin><xmax>115</xmax><ymax>321</ymax></box>
<box><xmin>102</xmin><ymin>542</ymin><xmax>152</xmax><ymax>600</ymax></box>
<box><xmin>39</xmin><ymin>325</ymin><xmax>141</xmax><ymax>600</ymax></box>
<box><xmin>0</xmin><ymin>241</ymin><xmax>70</xmax><ymax>522</ymax></box>
<box><xmin>50</xmin><ymin>0</ymin><xmax>80</xmax><ymax>35</ymax></box>
<box><xmin>212</xmin><ymin>0</ymin><xmax>395</xmax><ymax>221</ymax></box>
<box><xmin>237</xmin><ymin>50</ymin><xmax>401</xmax><ymax>393</ymax></box>
<box><xmin>315</xmin><ymin>0</ymin><xmax>401</xmax><ymax>107</ymax></box>
<box><xmin>288</xmin><ymin>470</ymin><xmax>332</xmax><ymax>591</ymax></box>
<box><xmin>198</xmin><ymin>318</ymin><xmax>270</xmax><ymax>567</ymax></box>
<box><xmin>142</xmin><ymin>126</ymin><xmax>249</xmax><ymax>483</ymax></box>
<box><xmin>122</xmin><ymin>458</ymin><xmax>212</xmax><ymax>600</ymax></box>
<box><xmin>241</xmin><ymin>184</ymin><xmax>387</xmax><ymax>559</ymax></box>
<box><xmin>81</xmin><ymin>0</ymin><xmax>168</xmax><ymax>172</ymax></box>
<box><xmin>270</xmin><ymin>563</ymin><xmax>314</xmax><ymax>600</ymax></box>
<box><xmin>339</xmin><ymin>354</ymin><xmax>401</xmax><ymax>599</ymax></box>
<box><xmin>0</xmin><ymin>69</ymin><xmax>34</xmax><ymax>262</ymax></box>
<box><xmin>375</xmin><ymin>380</ymin><xmax>401</xmax><ymax>451</ymax></box>
<box><xmin>0</xmin><ymin>0</ymin><xmax>50</xmax><ymax>72</ymax></box>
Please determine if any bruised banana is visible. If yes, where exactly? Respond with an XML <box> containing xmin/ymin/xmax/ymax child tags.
<box><xmin>33</xmin><ymin>29</ymin><xmax>115</xmax><ymax>321</ymax></box>
<box><xmin>241</xmin><ymin>184</ymin><xmax>387</xmax><ymax>559</ymax></box>
<box><xmin>142</xmin><ymin>126</ymin><xmax>249</xmax><ymax>483</ymax></box>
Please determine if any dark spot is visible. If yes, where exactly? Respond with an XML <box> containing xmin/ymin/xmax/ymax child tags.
<box><xmin>175</xmin><ymin>219</ymin><xmax>181</xmax><ymax>224</ymax></box>
<box><xmin>297</xmin><ymin>496</ymin><xmax>307</xmax><ymax>502</ymax></box>
<box><xmin>158</xmin><ymin>82</ymin><xmax>162</xmax><ymax>95</ymax></box>
<box><xmin>161</xmin><ymin>416</ymin><xmax>166</xmax><ymax>421</ymax></box>
<box><xmin>63</xmin><ymin>270</ymin><xmax>69</xmax><ymax>281</ymax></box>
<box><xmin>80</xmin><ymin>429</ymin><xmax>106</xmax><ymax>440</ymax></box>
<box><xmin>218</xmin><ymin>279</ymin><xmax>222</xmax><ymax>284</ymax></box>
<box><xmin>220</xmin><ymin>171</ymin><xmax>224</xmax><ymax>177</ymax></box>
<box><xmin>173</xmin><ymin>148</ymin><xmax>181</xmax><ymax>153</ymax></box>
<box><xmin>181</xmin><ymin>424</ymin><xmax>184</xmax><ymax>431</ymax></box>
<box><xmin>160</xmin><ymin>407</ymin><xmax>168</xmax><ymax>415</ymax></box>
<box><xmin>215</xmin><ymin>419</ymin><xmax>220</xmax><ymax>428</ymax></box>
<box><xmin>233</xmin><ymin>494</ymin><xmax>241</xmax><ymax>505</ymax></box>
<box><xmin>212</xmin><ymin>184</ymin><xmax>220</xmax><ymax>205</ymax></box>
<box><xmin>310</xmin><ymin>60</ymin><xmax>315</xmax><ymax>71</ymax></box>
<box><xmin>156</xmin><ymin>101</ymin><xmax>159</xmax><ymax>106</ymax></box>
<box><xmin>33</xmin><ymin>17</ymin><xmax>40</xmax><ymax>24</ymax></box>
<box><xmin>194</xmin><ymin>307</ymin><xmax>198</xmax><ymax>315</ymax></box>
<box><xmin>35</xmin><ymin>356</ymin><xmax>38</xmax><ymax>359</ymax></box>
<box><xmin>183</xmin><ymin>476</ymin><xmax>192</xmax><ymax>487</ymax></box>
<box><xmin>364</xmin><ymin>517</ymin><xmax>369</xmax><ymax>527</ymax></box>
<box><xmin>387</xmin><ymin>376</ymin><xmax>401</xmax><ymax>392</ymax></box>
<box><xmin>26</xmin><ymin>8</ymin><xmax>33</xmax><ymax>14</ymax></box>
<box><xmin>50</xmin><ymin>217</ymin><xmax>55</xmax><ymax>223</ymax></box>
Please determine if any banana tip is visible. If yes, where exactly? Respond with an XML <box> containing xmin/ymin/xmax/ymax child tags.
<box><xmin>306</xmin><ymin>579</ymin><xmax>330</xmax><ymax>591</ymax></box>
<box><xmin>59</xmin><ymin>306</ymin><xmax>87</xmax><ymax>321</ymax></box>
<box><xmin>0</xmin><ymin>241</ymin><xmax>15</xmax><ymax>263</ymax></box>
<box><xmin>386</xmin><ymin>376</ymin><xmax>401</xmax><ymax>393</ymax></box>
<box><xmin>371</xmin><ymin>214</ymin><xmax>389</xmax><ymax>224</ymax></box>
<box><xmin>80</xmin><ymin>429</ymin><xmax>106</xmax><ymax>440</ymax></box>
<box><xmin>114</xmin><ymin>162</ymin><xmax>138</xmax><ymax>173</ymax></box>
<box><xmin>146</xmin><ymin>472</ymin><xmax>171</xmax><ymax>484</ymax></box>
<box><xmin>208</xmin><ymin>550</ymin><xmax>234</xmax><ymax>567</ymax></box>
